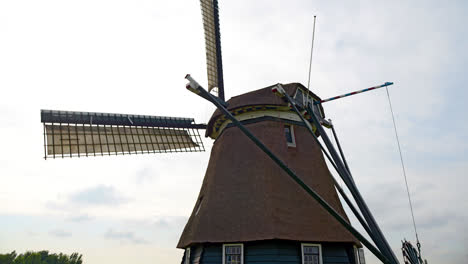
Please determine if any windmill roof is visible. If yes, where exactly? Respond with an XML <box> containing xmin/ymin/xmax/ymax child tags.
<box><xmin>206</xmin><ymin>83</ymin><xmax>324</xmax><ymax>138</ymax></box>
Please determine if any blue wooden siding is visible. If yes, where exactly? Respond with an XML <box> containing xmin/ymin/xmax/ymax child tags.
<box><xmin>244</xmin><ymin>240</ymin><xmax>300</xmax><ymax>264</ymax></box>
<box><xmin>188</xmin><ymin>240</ymin><xmax>355</xmax><ymax>264</ymax></box>
<box><xmin>200</xmin><ymin>244</ymin><xmax>222</xmax><ymax>264</ymax></box>
<box><xmin>322</xmin><ymin>244</ymin><xmax>354</xmax><ymax>264</ymax></box>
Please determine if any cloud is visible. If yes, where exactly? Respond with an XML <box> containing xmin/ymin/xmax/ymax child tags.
<box><xmin>46</xmin><ymin>185</ymin><xmax>129</xmax><ymax>212</ymax></box>
<box><xmin>104</xmin><ymin>229</ymin><xmax>149</xmax><ymax>245</ymax></box>
<box><xmin>49</xmin><ymin>229</ymin><xmax>72</xmax><ymax>238</ymax></box>
<box><xmin>135</xmin><ymin>167</ymin><xmax>157</xmax><ymax>184</ymax></box>
<box><xmin>66</xmin><ymin>214</ymin><xmax>94</xmax><ymax>222</ymax></box>
<box><xmin>69</xmin><ymin>185</ymin><xmax>128</xmax><ymax>206</ymax></box>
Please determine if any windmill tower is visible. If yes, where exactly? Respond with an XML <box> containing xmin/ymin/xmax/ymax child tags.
<box><xmin>39</xmin><ymin>1</ymin><xmax>410</xmax><ymax>264</ymax></box>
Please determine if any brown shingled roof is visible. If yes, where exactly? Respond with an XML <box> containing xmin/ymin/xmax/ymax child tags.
<box><xmin>177</xmin><ymin>119</ymin><xmax>359</xmax><ymax>248</ymax></box>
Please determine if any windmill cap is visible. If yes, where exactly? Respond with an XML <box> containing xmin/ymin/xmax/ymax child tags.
<box><xmin>206</xmin><ymin>83</ymin><xmax>324</xmax><ymax>139</ymax></box>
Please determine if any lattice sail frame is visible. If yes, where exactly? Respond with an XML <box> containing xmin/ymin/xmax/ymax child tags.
<box><xmin>200</xmin><ymin>0</ymin><xmax>224</xmax><ymax>99</ymax></box>
<box><xmin>41</xmin><ymin>110</ymin><xmax>206</xmax><ymax>159</ymax></box>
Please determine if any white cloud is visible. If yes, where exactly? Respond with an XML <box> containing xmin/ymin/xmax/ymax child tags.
<box><xmin>104</xmin><ymin>229</ymin><xmax>149</xmax><ymax>245</ymax></box>
<box><xmin>49</xmin><ymin>229</ymin><xmax>72</xmax><ymax>238</ymax></box>
<box><xmin>69</xmin><ymin>185</ymin><xmax>128</xmax><ymax>206</ymax></box>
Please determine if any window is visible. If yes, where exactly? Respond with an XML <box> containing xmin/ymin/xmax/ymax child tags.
<box><xmin>301</xmin><ymin>244</ymin><xmax>322</xmax><ymax>264</ymax></box>
<box><xmin>223</xmin><ymin>244</ymin><xmax>243</xmax><ymax>264</ymax></box>
<box><xmin>185</xmin><ymin>247</ymin><xmax>191</xmax><ymax>264</ymax></box>
<box><xmin>357</xmin><ymin>248</ymin><xmax>366</xmax><ymax>264</ymax></box>
<box><xmin>295</xmin><ymin>89</ymin><xmax>305</xmax><ymax>106</ymax></box>
<box><xmin>284</xmin><ymin>125</ymin><xmax>296</xmax><ymax>147</ymax></box>
<box><xmin>294</xmin><ymin>88</ymin><xmax>314</xmax><ymax>108</ymax></box>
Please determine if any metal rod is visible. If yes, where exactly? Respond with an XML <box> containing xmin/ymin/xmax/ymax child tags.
<box><xmin>306</xmin><ymin>103</ymin><xmax>399</xmax><ymax>264</ymax></box>
<box><xmin>317</xmin><ymin>82</ymin><xmax>394</xmax><ymax>104</ymax></box>
<box><xmin>330</xmin><ymin>121</ymin><xmax>352</xmax><ymax>179</ymax></box>
<box><xmin>332</xmin><ymin>175</ymin><xmax>373</xmax><ymax>238</ymax></box>
<box><xmin>278</xmin><ymin>85</ymin><xmax>385</xmax><ymax>253</ymax></box>
<box><xmin>186</xmin><ymin>77</ymin><xmax>391</xmax><ymax>264</ymax></box>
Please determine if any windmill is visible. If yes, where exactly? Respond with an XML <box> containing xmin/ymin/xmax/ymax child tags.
<box><xmin>40</xmin><ymin>1</ymin><xmax>426</xmax><ymax>264</ymax></box>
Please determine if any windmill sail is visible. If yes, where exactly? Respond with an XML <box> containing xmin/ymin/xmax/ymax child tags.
<box><xmin>200</xmin><ymin>0</ymin><xmax>225</xmax><ymax>101</ymax></box>
<box><xmin>41</xmin><ymin>110</ymin><xmax>206</xmax><ymax>159</ymax></box>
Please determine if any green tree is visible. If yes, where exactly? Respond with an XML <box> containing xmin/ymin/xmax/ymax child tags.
<box><xmin>0</xmin><ymin>251</ymin><xmax>82</xmax><ymax>264</ymax></box>
<box><xmin>0</xmin><ymin>251</ymin><xmax>16</xmax><ymax>264</ymax></box>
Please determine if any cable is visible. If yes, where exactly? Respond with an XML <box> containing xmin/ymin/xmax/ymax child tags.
<box><xmin>307</xmin><ymin>15</ymin><xmax>317</xmax><ymax>91</ymax></box>
<box><xmin>385</xmin><ymin>87</ymin><xmax>420</xmax><ymax>244</ymax></box>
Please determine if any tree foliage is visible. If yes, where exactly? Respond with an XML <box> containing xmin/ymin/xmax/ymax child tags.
<box><xmin>0</xmin><ymin>251</ymin><xmax>82</xmax><ymax>264</ymax></box>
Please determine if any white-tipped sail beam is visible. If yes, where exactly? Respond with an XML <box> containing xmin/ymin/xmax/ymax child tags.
<box><xmin>41</xmin><ymin>110</ymin><xmax>206</xmax><ymax>159</ymax></box>
<box><xmin>200</xmin><ymin>0</ymin><xmax>225</xmax><ymax>100</ymax></box>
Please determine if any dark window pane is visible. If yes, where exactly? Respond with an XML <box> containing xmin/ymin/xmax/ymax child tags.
<box><xmin>225</xmin><ymin>245</ymin><xmax>242</xmax><ymax>264</ymax></box>
<box><xmin>303</xmin><ymin>245</ymin><xmax>320</xmax><ymax>264</ymax></box>
<box><xmin>295</xmin><ymin>89</ymin><xmax>304</xmax><ymax>106</ymax></box>
<box><xmin>285</xmin><ymin>125</ymin><xmax>293</xmax><ymax>143</ymax></box>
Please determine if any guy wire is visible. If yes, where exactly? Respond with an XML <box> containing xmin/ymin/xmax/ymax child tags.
<box><xmin>307</xmin><ymin>15</ymin><xmax>317</xmax><ymax>93</ymax></box>
<box><xmin>386</xmin><ymin>87</ymin><xmax>420</xmax><ymax>244</ymax></box>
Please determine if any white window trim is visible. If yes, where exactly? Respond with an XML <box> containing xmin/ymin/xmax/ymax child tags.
<box><xmin>295</xmin><ymin>88</ymin><xmax>317</xmax><ymax>108</ymax></box>
<box><xmin>354</xmin><ymin>246</ymin><xmax>359</xmax><ymax>264</ymax></box>
<box><xmin>285</xmin><ymin>124</ymin><xmax>296</xmax><ymax>147</ymax></box>
<box><xmin>222</xmin><ymin>243</ymin><xmax>244</xmax><ymax>264</ymax></box>
<box><xmin>357</xmin><ymin>248</ymin><xmax>366</xmax><ymax>264</ymax></box>
<box><xmin>185</xmin><ymin>247</ymin><xmax>191</xmax><ymax>264</ymax></box>
<box><xmin>294</xmin><ymin>88</ymin><xmax>306</xmax><ymax>106</ymax></box>
<box><xmin>301</xmin><ymin>243</ymin><xmax>323</xmax><ymax>264</ymax></box>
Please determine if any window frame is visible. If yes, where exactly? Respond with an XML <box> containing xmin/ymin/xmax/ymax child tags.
<box><xmin>284</xmin><ymin>124</ymin><xmax>296</xmax><ymax>147</ymax></box>
<box><xmin>357</xmin><ymin>248</ymin><xmax>366</xmax><ymax>264</ymax></box>
<box><xmin>301</xmin><ymin>243</ymin><xmax>323</xmax><ymax>264</ymax></box>
<box><xmin>294</xmin><ymin>88</ymin><xmax>325</xmax><ymax>119</ymax></box>
<box><xmin>185</xmin><ymin>247</ymin><xmax>191</xmax><ymax>264</ymax></box>
<box><xmin>222</xmin><ymin>243</ymin><xmax>244</xmax><ymax>264</ymax></box>
<box><xmin>354</xmin><ymin>246</ymin><xmax>359</xmax><ymax>264</ymax></box>
<box><xmin>294</xmin><ymin>88</ymin><xmax>305</xmax><ymax>107</ymax></box>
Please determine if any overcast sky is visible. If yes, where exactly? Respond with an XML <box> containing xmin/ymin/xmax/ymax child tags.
<box><xmin>0</xmin><ymin>0</ymin><xmax>467</xmax><ymax>263</ymax></box>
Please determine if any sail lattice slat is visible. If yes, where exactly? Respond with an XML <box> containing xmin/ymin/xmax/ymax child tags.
<box><xmin>41</xmin><ymin>110</ymin><xmax>206</xmax><ymax>159</ymax></box>
<box><xmin>200</xmin><ymin>0</ymin><xmax>223</xmax><ymax>95</ymax></box>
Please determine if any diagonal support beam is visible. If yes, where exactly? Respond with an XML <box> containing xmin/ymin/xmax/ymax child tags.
<box><xmin>273</xmin><ymin>84</ymin><xmax>379</xmax><ymax>246</ymax></box>
<box><xmin>305</xmin><ymin>103</ymin><xmax>400</xmax><ymax>264</ymax></box>
<box><xmin>273</xmin><ymin>82</ymin><xmax>398</xmax><ymax>263</ymax></box>
<box><xmin>273</xmin><ymin>84</ymin><xmax>392</xmax><ymax>254</ymax></box>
